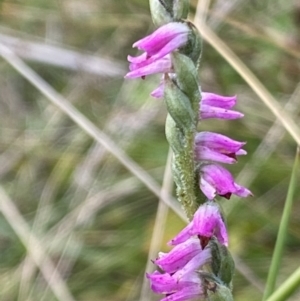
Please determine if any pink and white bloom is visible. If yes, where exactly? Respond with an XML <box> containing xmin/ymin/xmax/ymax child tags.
<box><xmin>147</xmin><ymin>270</ymin><xmax>204</xmax><ymax>301</ymax></box>
<box><xmin>125</xmin><ymin>22</ymin><xmax>189</xmax><ymax>79</ymax></box>
<box><xmin>126</xmin><ymin>55</ymin><xmax>172</xmax><ymax>79</ymax></box>
<box><xmin>201</xmin><ymin>92</ymin><xmax>237</xmax><ymax>108</ymax></box>
<box><xmin>200</xmin><ymin>92</ymin><xmax>243</xmax><ymax>119</ymax></box>
<box><xmin>147</xmin><ymin>248</ymin><xmax>210</xmax><ymax>301</ymax></box>
<box><xmin>151</xmin><ymin>87</ymin><xmax>243</xmax><ymax>119</ymax></box>
<box><xmin>195</xmin><ymin>131</ymin><xmax>246</xmax><ymax>164</ymax></box>
<box><xmin>154</xmin><ymin>237</ymin><xmax>202</xmax><ymax>274</ymax></box>
<box><xmin>199</xmin><ymin>163</ymin><xmax>252</xmax><ymax>200</ymax></box>
<box><xmin>169</xmin><ymin>203</ymin><xmax>228</xmax><ymax>247</ymax></box>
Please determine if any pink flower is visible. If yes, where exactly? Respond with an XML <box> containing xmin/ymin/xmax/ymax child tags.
<box><xmin>126</xmin><ymin>56</ymin><xmax>172</xmax><ymax>79</ymax></box>
<box><xmin>201</xmin><ymin>92</ymin><xmax>237</xmax><ymax>108</ymax></box>
<box><xmin>169</xmin><ymin>203</ymin><xmax>228</xmax><ymax>247</ymax></box>
<box><xmin>147</xmin><ymin>270</ymin><xmax>204</xmax><ymax>301</ymax></box>
<box><xmin>151</xmin><ymin>87</ymin><xmax>243</xmax><ymax>119</ymax></box>
<box><xmin>195</xmin><ymin>131</ymin><xmax>246</xmax><ymax>164</ymax></box>
<box><xmin>200</xmin><ymin>92</ymin><xmax>243</xmax><ymax>120</ymax></box>
<box><xmin>125</xmin><ymin>22</ymin><xmax>189</xmax><ymax>79</ymax></box>
<box><xmin>199</xmin><ymin>163</ymin><xmax>252</xmax><ymax>200</ymax></box>
<box><xmin>154</xmin><ymin>237</ymin><xmax>202</xmax><ymax>274</ymax></box>
<box><xmin>147</xmin><ymin>248</ymin><xmax>210</xmax><ymax>301</ymax></box>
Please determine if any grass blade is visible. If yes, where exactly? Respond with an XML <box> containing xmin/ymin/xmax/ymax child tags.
<box><xmin>266</xmin><ymin>266</ymin><xmax>300</xmax><ymax>301</ymax></box>
<box><xmin>0</xmin><ymin>42</ymin><xmax>185</xmax><ymax>222</ymax></box>
<box><xmin>263</xmin><ymin>146</ymin><xmax>300</xmax><ymax>300</ymax></box>
<box><xmin>193</xmin><ymin>21</ymin><xmax>300</xmax><ymax>146</ymax></box>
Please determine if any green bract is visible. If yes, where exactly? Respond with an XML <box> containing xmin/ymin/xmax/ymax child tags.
<box><xmin>149</xmin><ymin>0</ymin><xmax>189</xmax><ymax>26</ymax></box>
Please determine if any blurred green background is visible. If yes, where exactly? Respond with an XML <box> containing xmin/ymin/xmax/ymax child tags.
<box><xmin>0</xmin><ymin>0</ymin><xmax>299</xmax><ymax>300</ymax></box>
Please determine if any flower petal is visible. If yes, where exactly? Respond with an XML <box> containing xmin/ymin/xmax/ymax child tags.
<box><xmin>161</xmin><ymin>284</ymin><xmax>203</xmax><ymax>301</ymax></box>
<box><xmin>133</xmin><ymin>22</ymin><xmax>189</xmax><ymax>55</ymax></box>
<box><xmin>195</xmin><ymin>132</ymin><xmax>246</xmax><ymax>154</ymax></box>
<box><xmin>195</xmin><ymin>146</ymin><xmax>237</xmax><ymax>164</ymax></box>
<box><xmin>200</xmin><ymin>104</ymin><xmax>244</xmax><ymax>120</ymax></box>
<box><xmin>125</xmin><ymin>56</ymin><xmax>172</xmax><ymax>78</ymax></box>
<box><xmin>199</xmin><ymin>163</ymin><xmax>252</xmax><ymax>200</ymax></box>
<box><xmin>168</xmin><ymin>221</ymin><xmax>194</xmax><ymax>246</ymax></box>
<box><xmin>173</xmin><ymin>249</ymin><xmax>211</xmax><ymax>281</ymax></box>
<box><xmin>202</xmin><ymin>92</ymin><xmax>237</xmax><ymax>109</ymax></box>
<box><xmin>155</xmin><ymin>237</ymin><xmax>202</xmax><ymax>273</ymax></box>
<box><xmin>192</xmin><ymin>203</ymin><xmax>228</xmax><ymax>246</ymax></box>
<box><xmin>199</xmin><ymin>177</ymin><xmax>217</xmax><ymax>200</ymax></box>
<box><xmin>146</xmin><ymin>271</ymin><xmax>178</xmax><ymax>294</ymax></box>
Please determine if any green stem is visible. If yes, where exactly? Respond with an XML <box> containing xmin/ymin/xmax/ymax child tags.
<box><xmin>265</xmin><ymin>266</ymin><xmax>300</xmax><ymax>301</ymax></box>
<box><xmin>262</xmin><ymin>147</ymin><xmax>300</xmax><ymax>301</ymax></box>
<box><xmin>176</xmin><ymin>129</ymin><xmax>200</xmax><ymax>219</ymax></box>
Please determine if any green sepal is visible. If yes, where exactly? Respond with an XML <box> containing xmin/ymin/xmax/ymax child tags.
<box><xmin>172</xmin><ymin>52</ymin><xmax>201</xmax><ymax>114</ymax></box>
<box><xmin>172</xmin><ymin>0</ymin><xmax>189</xmax><ymax>21</ymax></box>
<box><xmin>209</xmin><ymin>238</ymin><xmax>235</xmax><ymax>287</ymax></box>
<box><xmin>164</xmin><ymin>76</ymin><xmax>195</xmax><ymax>131</ymax></box>
<box><xmin>165</xmin><ymin>114</ymin><xmax>185</xmax><ymax>153</ymax></box>
<box><xmin>207</xmin><ymin>283</ymin><xmax>234</xmax><ymax>301</ymax></box>
<box><xmin>179</xmin><ymin>23</ymin><xmax>202</xmax><ymax>67</ymax></box>
<box><xmin>149</xmin><ymin>0</ymin><xmax>189</xmax><ymax>26</ymax></box>
<box><xmin>209</xmin><ymin>237</ymin><xmax>223</xmax><ymax>278</ymax></box>
<box><xmin>219</xmin><ymin>244</ymin><xmax>235</xmax><ymax>287</ymax></box>
<box><xmin>171</xmin><ymin>157</ymin><xmax>182</xmax><ymax>188</ymax></box>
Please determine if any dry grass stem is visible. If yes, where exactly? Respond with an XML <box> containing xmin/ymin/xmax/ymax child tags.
<box><xmin>0</xmin><ymin>42</ymin><xmax>185</xmax><ymax>222</ymax></box>
<box><xmin>193</xmin><ymin>22</ymin><xmax>300</xmax><ymax>146</ymax></box>
<box><xmin>0</xmin><ymin>186</ymin><xmax>76</xmax><ymax>301</ymax></box>
<box><xmin>140</xmin><ymin>148</ymin><xmax>173</xmax><ymax>301</ymax></box>
<box><xmin>0</xmin><ymin>33</ymin><xmax>125</xmax><ymax>76</ymax></box>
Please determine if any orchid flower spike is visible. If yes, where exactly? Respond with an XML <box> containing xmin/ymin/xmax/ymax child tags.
<box><xmin>125</xmin><ymin>22</ymin><xmax>190</xmax><ymax>79</ymax></box>
<box><xmin>199</xmin><ymin>163</ymin><xmax>253</xmax><ymax>200</ymax></box>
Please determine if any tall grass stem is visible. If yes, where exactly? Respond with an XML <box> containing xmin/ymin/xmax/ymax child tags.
<box><xmin>0</xmin><ymin>42</ymin><xmax>186</xmax><ymax>222</ymax></box>
<box><xmin>266</xmin><ymin>264</ymin><xmax>300</xmax><ymax>301</ymax></box>
<box><xmin>193</xmin><ymin>21</ymin><xmax>300</xmax><ymax>146</ymax></box>
<box><xmin>263</xmin><ymin>146</ymin><xmax>300</xmax><ymax>301</ymax></box>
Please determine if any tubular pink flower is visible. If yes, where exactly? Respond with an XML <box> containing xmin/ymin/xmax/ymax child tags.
<box><xmin>160</xmin><ymin>284</ymin><xmax>203</xmax><ymax>301</ymax></box>
<box><xmin>146</xmin><ymin>271</ymin><xmax>180</xmax><ymax>294</ymax></box>
<box><xmin>191</xmin><ymin>203</ymin><xmax>228</xmax><ymax>246</ymax></box>
<box><xmin>147</xmin><ymin>258</ymin><xmax>208</xmax><ymax>300</ymax></box>
<box><xmin>150</xmin><ymin>86</ymin><xmax>243</xmax><ymax>119</ymax></box>
<box><xmin>200</xmin><ymin>92</ymin><xmax>243</xmax><ymax>119</ymax></box>
<box><xmin>172</xmin><ymin>248</ymin><xmax>211</xmax><ymax>279</ymax></box>
<box><xmin>133</xmin><ymin>22</ymin><xmax>189</xmax><ymax>56</ymax></box>
<box><xmin>168</xmin><ymin>222</ymin><xmax>193</xmax><ymax>246</ymax></box>
<box><xmin>201</xmin><ymin>92</ymin><xmax>237</xmax><ymax>109</ymax></box>
<box><xmin>154</xmin><ymin>237</ymin><xmax>202</xmax><ymax>274</ymax></box>
<box><xmin>200</xmin><ymin>104</ymin><xmax>244</xmax><ymax>120</ymax></box>
<box><xmin>199</xmin><ymin>163</ymin><xmax>252</xmax><ymax>200</ymax></box>
<box><xmin>195</xmin><ymin>132</ymin><xmax>246</xmax><ymax>164</ymax></box>
<box><xmin>147</xmin><ymin>271</ymin><xmax>204</xmax><ymax>301</ymax></box>
<box><xmin>195</xmin><ymin>146</ymin><xmax>237</xmax><ymax>164</ymax></box>
<box><xmin>125</xmin><ymin>22</ymin><xmax>189</xmax><ymax>79</ymax></box>
<box><xmin>125</xmin><ymin>56</ymin><xmax>172</xmax><ymax>79</ymax></box>
<box><xmin>169</xmin><ymin>203</ymin><xmax>228</xmax><ymax>247</ymax></box>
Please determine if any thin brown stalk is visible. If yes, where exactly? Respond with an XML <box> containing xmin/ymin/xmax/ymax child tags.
<box><xmin>140</xmin><ymin>148</ymin><xmax>173</xmax><ymax>301</ymax></box>
<box><xmin>0</xmin><ymin>42</ymin><xmax>185</xmax><ymax>222</ymax></box>
<box><xmin>0</xmin><ymin>186</ymin><xmax>76</xmax><ymax>301</ymax></box>
<box><xmin>192</xmin><ymin>21</ymin><xmax>300</xmax><ymax>146</ymax></box>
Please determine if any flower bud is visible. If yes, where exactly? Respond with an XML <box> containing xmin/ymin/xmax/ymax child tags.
<box><xmin>209</xmin><ymin>238</ymin><xmax>235</xmax><ymax>287</ymax></box>
<box><xmin>207</xmin><ymin>283</ymin><xmax>234</xmax><ymax>301</ymax></box>
<box><xmin>149</xmin><ymin>0</ymin><xmax>189</xmax><ymax>27</ymax></box>
<box><xmin>164</xmin><ymin>76</ymin><xmax>195</xmax><ymax>131</ymax></box>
